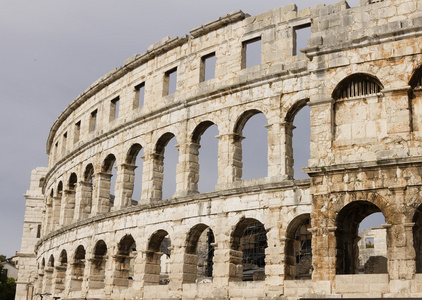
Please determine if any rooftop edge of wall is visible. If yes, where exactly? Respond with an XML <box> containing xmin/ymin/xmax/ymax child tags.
<box><xmin>45</xmin><ymin>0</ymin><xmax>416</xmax><ymax>154</ymax></box>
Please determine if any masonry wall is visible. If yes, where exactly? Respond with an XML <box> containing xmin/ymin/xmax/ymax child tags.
<box><xmin>16</xmin><ymin>0</ymin><xmax>422</xmax><ymax>299</ymax></box>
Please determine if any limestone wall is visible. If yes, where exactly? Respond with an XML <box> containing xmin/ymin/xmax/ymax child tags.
<box><xmin>16</xmin><ymin>0</ymin><xmax>422</xmax><ymax>299</ymax></box>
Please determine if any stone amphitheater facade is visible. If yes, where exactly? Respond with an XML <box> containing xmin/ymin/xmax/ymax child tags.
<box><xmin>16</xmin><ymin>0</ymin><xmax>422</xmax><ymax>299</ymax></box>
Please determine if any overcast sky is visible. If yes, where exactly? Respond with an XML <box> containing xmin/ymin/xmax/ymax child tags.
<box><xmin>0</xmin><ymin>0</ymin><xmax>382</xmax><ymax>258</ymax></box>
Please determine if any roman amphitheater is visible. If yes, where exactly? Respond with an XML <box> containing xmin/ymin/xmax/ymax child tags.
<box><xmin>15</xmin><ymin>0</ymin><xmax>422</xmax><ymax>299</ymax></box>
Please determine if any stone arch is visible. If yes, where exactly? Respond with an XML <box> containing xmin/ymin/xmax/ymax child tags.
<box><xmin>114</xmin><ymin>234</ymin><xmax>137</xmax><ymax>288</ymax></box>
<box><xmin>332</xmin><ymin>73</ymin><xmax>384</xmax><ymax>146</ymax></box>
<box><xmin>152</xmin><ymin>132</ymin><xmax>178</xmax><ymax>200</ymax></box>
<box><xmin>284</xmin><ymin>99</ymin><xmax>310</xmax><ymax>179</ymax></box>
<box><xmin>144</xmin><ymin>229</ymin><xmax>171</xmax><ymax>285</ymax></box>
<box><xmin>98</xmin><ymin>154</ymin><xmax>117</xmax><ymax>212</ymax></box>
<box><xmin>233</xmin><ymin>109</ymin><xmax>268</xmax><ymax>180</ymax></box>
<box><xmin>409</xmin><ymin>65</ymin><xmax>422</xmax><ymax>89</ymax></box>
<box><xmin>230</xmin><ymin>217</ymin><xmax>267</xmax><ymax>281</ymax></box>
<box><xmin>124</xmin><ymin>143</ymin><xmax>144</xmax><ymax>204</ymax></box>
<box><xmin>68</xmin><ymin>173</ymin><xmax>77</xmax><ymax>190</ymax></box>
<box><xmin>284</xmin><ymin>213</ymin><xmax>312</xmax><ymax>280</ymax></box>
<box><xmin>70</xmin><ymin>245</ymin><xmax>86</xmax><ymax>292</ymax></box>
<box><xmin>89</xmin><ymin>240</ymin><xmax>108</xmax><ymax>289</ymax></box>
<box><xmin>332</xmin><ymin>73</ymin><xmax>383</xmax><ymax>100</ymax></box>
<box><xmin>189</xmin><ymin>121</ymin><xmax>219</xmax><ymax>193</ymax></box>
<box><xmin>335</xmin><ymin>200</ymin><xmax>386</xmax><ymax>275</ymax></box>
<box><xmin>183</xmin><ymin>223</ymin><xmax>215</xmax><ymax>283</ymax></box>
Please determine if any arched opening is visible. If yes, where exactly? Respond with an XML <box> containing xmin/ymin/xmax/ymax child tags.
<box><xmin>234</xmin><ymin>110</ymin><xmax>268</xmax><ymax>180</ymax></box>
<box><xmin>409</xmin><ymin>66</ymin><xmax>422</xmax><ymax>132</ymax></box>
<box><xmin>70</xmin><ymin>245</ymin><xmax>85</xmax><ymax>292</ymax></box>
<box><xmin>336</xmin><ymin>200</ymin><xmax>387</xmax><ymax>274</ymax></box>
<box><xmin>38</xmin><ymin>258</ymin><xmax>46</xmax><ymax>293</ymax></box>
<box><xmin>89</xmin><ymin>240</ymin><xmax>107</xmax><ymax>289</ymax></box>
<box><xmin>154</xmin><ymin>133</ymin><xmax>178</xmax><ymax>200</ymax></box>
<box><xmin>285</xmin><ymin>214</ymin><xmax>312</xmax><ymax>280</ymax></box>
<box><xmin>114</xmin><ymin>234</ymin><xmax>137</xmax><ymax>288</ymax></box>
<box><xmin>101</xmin><ymin>154</ymin><xmax>117</xmax><ymax>211</ymax></box>
<box><xmin>184</xmin><ymin>224</ymin><xmax>215</xmax><ymax>283</ymax></box>
<box><xmin>54</xmin><ymin>250</ymin><xmax>67</xmax><ymax>294</ymax></box>
<box><xmin>191</xmin><ymin>121</ymin><xmax>219</xmax><ymax>193</ymax></box>
<box><xmin>126</xmin><ymin>143</ymin><xmax>144</xmax><ymax>203</ymax></box>
<box><xmin>332</xmin><ymin>73</ymin><xmax>384</xmax><ymax>145</ymax></box>
<box><xmin>144</xmin><ymin>230</ymin><xmax>171</xmax><ymax>285</ymax></box>
<box><xmin>413</xmin><ymin>204</ymin><xmax>422</xmax><ymax>273</ymax></box>
<box><xmin>231</xmin><ymin>218</ymin><xmax>267</xmax><ymax>281</ymax></box>
<box><xmin>285</xmin><ymin>100</ymin><xmax>310</xmax><ymax>179</ymax></box>
<box><xmin>81</xmin><ymin>164</ymin><xmax>94</xmax><ymax>219</ymax></box>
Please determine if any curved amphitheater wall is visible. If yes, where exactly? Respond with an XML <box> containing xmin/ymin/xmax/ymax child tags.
<box><xmin>16</xmin><ymin>0</ymin><xmax>422</xmax><ymax>299</ymax></box>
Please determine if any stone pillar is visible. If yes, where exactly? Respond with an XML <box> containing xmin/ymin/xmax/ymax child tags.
<box><xmin>113</xmin><ymin>163</ymin><xmax>137</xmax><ymax>210</ymax></box>
<box><xmin>140</xmin><ymin>153</ymin><xmax>156</xmax><ymax>204</ymax></box>
<box><xmin>308</xmin><ymin>97</ymin><xmax>334</xmax><ymax>168</ymax></box>
<box><xmin>265</xmin><ymin>236</ymin><xmax>285</xmax><ymax>296</ymax></box>
<box><xmin>383</xmin><ymin>87</ymin><xmax>411</xmax><ymax>138</ymax></box>
<box><xmin>266</xmin><ymin>122</ymin><xmax>286</xmax><ymax>179</ymax></box>
<box><xmin>386</xmin><ymin>222</ymin><xmax>416</xmax><ymax>280</ymax></box>
<box><xmin>174</xmin><ymin>142</ymin><xmax>200</xmax><ymax>197</ymax></box>
<box><xmin>73</xmin><ymin>181</ymin><xmax>92</xmax><ymax>221</ymax></box>
<box><xmin>205</xmin><ymin>244</ymin><xmax>229</xmax><ymax>298</ymax></box>
<box><xmin>282</xmin><ymin>122</ymin><xmax>295</xmax><ymax>179</ymax></box>
<box><xmin>52</xmin><ymin>196</ymin><xmax>62</xmax><ymax>229</ymax></box>
<box><xmin>60</xmin><ymin>189</ymin><xmax>76</xmax><ymax>226</ymax></box>
<box><xmin>310</xmin><ymin>225</ymin><xmax>336</xmax><ymax>281</ymax></box>
<box><xmin>44</xmin><ymin>198</ymin><xmax>53</xmax><ymax>235</ymax></box>
<box><xmin>92</xmin><ymin>172</ymin><xmax>112</xmax><ymax>215</ymax></box>
<box><xmin>142</xmin><ymin>250</ymin><xmax>163</xmax><ymax>285</ymax></box>
<box><xmin>168</xmin><ymin>246</ymin><xmax>185</xmax><ymax>298</ymax></box>
<box><xmin>53</xmin><ymin>265</ymin><xmax>66</xmax><ymax>295</ymax></box>
<box><xmin>69</xmin><ymin>260</ymin><xmax>85</xmax><ymax>293</ymax></box>
<box><xmin>215</xmin><ymin>133</ymin><xmax>243</xmax><ymax>189</ymax></box>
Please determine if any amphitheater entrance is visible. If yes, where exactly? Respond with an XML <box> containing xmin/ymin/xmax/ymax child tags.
<box><xmin>285</xmin><ymin>214</ymin><xmax>312</xmax><ymax>280</ymax></box>
<box><xmin>184</xmin><ymin>224</ymin><xmax>215</xmax><ymax>283</ymax></box>
<box><xmin>144</xmin><ymin>230</ymin><xmax>171</xmax><ymax>285</ymax></box>
<box><xmin>336</xmin><ymin>201</ymin><xmax>387</xmax><ymax>275</ymax></box>
<box><xmin>231</xmin><ymin>218</ymin><xmax>267</xmax><ymax>281</ymax></box>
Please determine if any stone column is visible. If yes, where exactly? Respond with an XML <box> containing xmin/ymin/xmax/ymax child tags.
<box><xmin>266</xmin><ymin>122</ymin><xmax>286</xmax><ymax>179</ymax></box>
<box><xmin>113</xmin><ymin>163</ymin><xmax>137</xmax><ymax>210</ymax></box>
<box><xmin>52</xmin><ymin>196</ymin><xmax>62</xmax><ymax>229</ymax></box>
<box><xmin>61</xmin><ymin>189</ymin><xmax>76</xmax><ymax>226</ymax></box>
<box><xmin>73</xmin><ymin>181</ymin><xmax>91</xmax><ymax>221</ymax></box>
<box><xmin>215</xmin><ymin>133</ymin><xmax>243</xmax><ymax>189</ymax></box>
<box><xmin>174</xmin><ymin>142</ymin><xmax>200</xmax><ymax>197</ymax></box>
<box><xmin>53</xmin><ymin>265</ymin><xmax>66</xmax><ymax>295</ymax></box>
<box><xmin>140</xmin><ymin>153</ymin><xmax>156</xmax><ymax>204</ymax></box>
<box><xmin>383</xmin><ymin>87</ymin><xmax>411</xmax><ymax>138</ymax></box>
<box><xmin>92</xmin><ymin>172</ymin><xmax>112</xmax><ymax>215</ymax></box>
<box><xmin>44</xmin><ymin>198</ymin><xmax>53</xmax><ymax>235</ymax></box>
<box><xmin>308</xmin><ymin>97</ymin><xmax>334</xmax><ymax>168</ymax></box>
<box><xmin>281</xmin><ymin>122</ymin><xmax>295</xmax><ymax>179</ymax></box>
<box><xmin>310</xmin><ymin>224</ymin><xmax>336</xmax><ymax>281</ymax></box>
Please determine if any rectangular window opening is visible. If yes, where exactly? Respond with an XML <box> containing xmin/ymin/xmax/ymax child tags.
<box><xmin>200</xmin><ymin>52</ymin><xmax>216</xmax><ymax>82</ymax></box>
<box><xmin>134</xmin><ymin>82</ymin><xmax>145</xmax><ymax>108</ymax></box>
<box><xmin>293</xmin><ymin>24</ymin><xmax>311</xmax><ymax>56</ymax></box>
<box><xmin>110</xmin><ymin>96</ymin><xmax>120</xmax><ymax>121</ymax></box>
<box><xmin>62</xmin><ymin>132</ymin><xmax>67</xmax><ymax>154</ymax></box>
<box><xmin>89</xmin><ymin>109</ymin><xmax>97</xmax><ymax>132</ymax></box>
<box><xmin>163</xmin><ymin>67</ymin><xmax>177</xmax><ymax>96</ymax></box>
<box><xmin>74</xmin><ymin>121</ymin><xmax>81</xmax><ymax>143</ymax></box>
<box><xmin>365</xmin><ymin>237</ymin><xmax>375</xmax><ymax>248</ymax></box>
<box><xmin>36</xmin><ymin>224</ymin><xmax>41</xmax><ymax>238</ymax></box>
<box><xmin>242</xmin><ymin>37</ymin><xmax>261</xmax><ymax>69</ymax></box>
